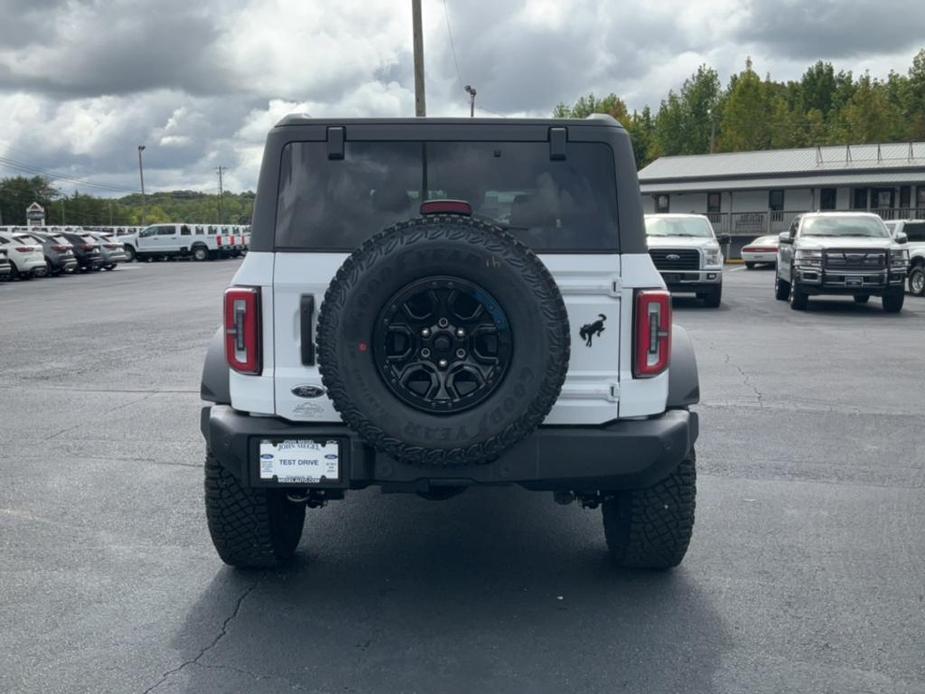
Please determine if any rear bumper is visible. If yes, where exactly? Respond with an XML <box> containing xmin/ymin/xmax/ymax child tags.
<box><xmin>201</xmin><ymin>405</ymin><xmax>698</xmax><ymax>493</ymax></box>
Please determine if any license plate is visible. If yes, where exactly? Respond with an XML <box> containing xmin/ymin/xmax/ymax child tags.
<box><xmin>258</xmin><ymin>439</ymin><xmax>340</xmax><ymax>484</ymax></box>
<box><xmin>846</xmin><ymin>277</ymin><xmax>862</xmax><ymax>287</ymax></box>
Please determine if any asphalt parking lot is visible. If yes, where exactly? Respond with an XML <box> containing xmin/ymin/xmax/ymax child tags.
<box><xmin>1</xmin><ymin>262</ymin><xmax>924</xmax><ymax>694</ymax></box>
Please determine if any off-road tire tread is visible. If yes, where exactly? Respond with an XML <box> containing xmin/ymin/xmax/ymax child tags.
<box><xmin>774</xmin><ymin>274</ymin><xmax>789</xmax><ymax>301</ymax></box>
<box><xmin>316</xmin><ymin>214</ymin><xmax>570</xmax><ymax>467</ymax></box>
<box><xmin>602</xmin><ymin>451</ymin><xmax>696</xmax><ymax>569</ymax></box>
<box><xmin>204</xmin><ymin>452</ymin><xmax>305</xmax><ymax>568</ymax></box>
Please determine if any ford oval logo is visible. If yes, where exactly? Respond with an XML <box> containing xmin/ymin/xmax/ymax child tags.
<box><xmin>260</xmin><ymin>453</ymin><xmax>274</xmax><ymax>460</ymax></box>
<box><xmin>666</xmin><ymin>253</ymin><xmax>681</xmax><ymax>260</ymax></box>
<box><xmin>292</xmin><ymin>384</ymin><xmax>326</xmax><ymax>399</ymax></box>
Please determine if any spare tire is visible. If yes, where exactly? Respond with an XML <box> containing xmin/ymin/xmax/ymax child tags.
<box><xmin>317</xmin><ymin>214</ymin><xmax>570</xmax><ymax>466</ymax></box>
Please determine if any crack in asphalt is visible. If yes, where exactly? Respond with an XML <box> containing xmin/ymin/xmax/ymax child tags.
<box><xmin>719</xmin><ymin>348</ymin><xmax>765</xmax><ymax>408</ymax></box>
<box><xmin>139</xmin><ymin>580</ymin><xmax>259</xmax><ymax>694</ymax></box>
<box><xmin>191</xmin><ymin>662</ymin><xmax>310</xmax><ymax>691</ymax></box>
<box><xmin>46</xmin><ymin>392</ymin><xmax>157</xmax><ymax>440</ymax></box>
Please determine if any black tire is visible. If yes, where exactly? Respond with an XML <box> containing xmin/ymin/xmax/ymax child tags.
<box><xmin>699</xmin><ymin>284</ymin><xmax>722</xmax><ymax>308</ymax></box>
<box><xmin>192</xmin><ymin>246</ymin><xmax>208</xmax><ymax>262</ymax></box>
<box><xmin>204</xmin><ymin>452</ymin><xmax>305</xmax><ymax>568</ymax></box>
<box><xmin>745</xmin><ymin>262</ymin><xmax>756</xmax><ymax>269</ymax></box>
<box><xmin>882</xmin><ymin>289</ymin><xmax>904</xmax><ymax>313</ymax></box>
<box><xmin>853</xmin><ymin>294</ymin><xmax>870</xmax><ymax>304</ymax></box>
<box><xmin>123</xmin><ymin>245</ymin><xmax>136</xmax><ymax>262</ymax></box>
<box><xmin>104</xmin><ymin>265</ymin><xmax>115</xmax><ymax>271</ymax></box>
<box><xmin>46</xmin><ymin>260</ymin><xmax>56</xmax><ymax>276</ymax></box>
<box><xmin>774</xmin><ymin>272</ymin><xmax>789</xmax><ymax>300</ymax></box>
<box><xmin>602</xmin><ymin>450</ymin><xmax>696</xmax><ymax>569</ymax></box>
<box><xmin>317</xmin><ymin>214</ymin><xmax>570</xmax><ymax>467</ymax></box>
<box><xmin>909</xmin><ymin>265</ymin><xmax>925</xmax><ymax>297</ymax></box>
<box><xmin>789</xmin><ymin>280</ymin><xmax>808</xmax><ymax>310</ymax></box>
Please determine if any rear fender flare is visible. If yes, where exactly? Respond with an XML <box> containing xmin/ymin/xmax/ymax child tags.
<box><xmin>667</xmin><ymin>325</ymin><xmax>699</xmax><ymax>409</ymax></box>
<box><xmin>201</xmin><ymin>326</ymin><xmax>230</xmax><ymax>404</ymax></box>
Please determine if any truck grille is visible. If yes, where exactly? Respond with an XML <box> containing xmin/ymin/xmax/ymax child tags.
<box><xmin>824</xmin><ymin>250</ymin><xmax>885</xmax><ymax>271</ymax></box>
<box><xmin>649</xmin><ymin>248</ymin><xmax>700</xmax><ymax>270</ymax></box>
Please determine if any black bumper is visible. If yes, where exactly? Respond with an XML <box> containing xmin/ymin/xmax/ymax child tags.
<box><xmin>201</xmin><ymin>405</ymin><xmax>698</xmax><ymax>493</ymax></box>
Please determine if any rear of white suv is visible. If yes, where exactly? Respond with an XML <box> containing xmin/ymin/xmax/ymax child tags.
<box><xmin>200</xmin><ymin>117</ymin><xmax>700</xmax><ymax>571</ymax></box>
<box><xmin>0</xmin><ymin>231</ymin><xmax>47</xmax><ymax>279</ymax></box>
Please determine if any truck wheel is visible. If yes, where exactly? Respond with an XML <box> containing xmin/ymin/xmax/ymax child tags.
<box><xmin>882</xmin><ymin>289</ymin><xmax>904</xmax><ymax>313</ymax></box>
<box><xmin>192</xmin><ymin>246</ymin><xmax>208</xmax><ymax>262</ymax></box>
<box><xmin>909</xmin><ymin>266</ymin><xmax>925</xmax><ymax>297</ymax></box>
<box><xmin>123</xmin><ymin>245</ymin><xmax>136</xmax><ymax>262</ymax></box>
<box><xmin>204</xmin><ymin>451</ymin><xmax>305</xmax><ymax>568</ymax></box>
<box><xmin>745</xmin><ymin>262</ymin><xmax>756</xmax><ymax>269</ymax></box>
<box><xmin>774</xmin><ymin>273</ymin><xmax>789</xmax><ymax>300</ymax></box>
<box><xmin>789</xmin><ymin>281</ymin><xmax>808</xmax><ymax>310</ymax></box>
<box><xmin>602</xmin><ymin>450</ymin><xmax>696</xmax><ymax>569</ymax></box>
<box><xmin>317</xmin><ymin>214</ymin><xmax>570</xmax><ymax>467</ymax></box>
<box><xmin>699</xmin><ymin>285</ymin><xmax>722</xmax><ymax>308</ymax></box>
<box><xmin>853</xmin><ymin>294</ymin><xmax>870</xmax><ymax>304</ymax></box>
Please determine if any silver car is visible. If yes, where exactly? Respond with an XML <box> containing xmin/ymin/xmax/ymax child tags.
<box><xmin>89</xmin><ymin>233</ymin><xmax>128</xmax><ymax>270</ymax></box>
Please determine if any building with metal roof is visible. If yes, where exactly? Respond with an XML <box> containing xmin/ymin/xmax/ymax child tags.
<box><xmin>638</xmin><ymin>142</ymin><xmax>925</xmax><ymax>238</ymax></box>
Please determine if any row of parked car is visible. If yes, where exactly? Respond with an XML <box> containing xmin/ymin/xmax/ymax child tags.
<box><xmin>0</xmin><ymin>223</ymin><xmax>251</xmax><ymax>281</ymax></box>
<box><xmin>644</xmin><ymin>213</ymin><xmax>925</xmax><ymax>313</ymax></box>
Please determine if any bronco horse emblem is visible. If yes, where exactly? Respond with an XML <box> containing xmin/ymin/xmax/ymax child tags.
<box><xmin>579</xmin><ymin>314</ymin><xmax>607</xmax><ymax>347</ymax></box>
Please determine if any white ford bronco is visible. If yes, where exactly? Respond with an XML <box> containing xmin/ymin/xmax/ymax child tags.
<box><xmin>775</xmin><ymin>212</ymin><xmax>908</xmax><ymax>312</ymax></box>
<box><xmin>200</xmin><ymin>116</ymin><xmax>701</xmax><ymax>570</ymax></box>
<box><xmin>644</xmin><ymin>213</ymin><xmax>725</xmax><ymax>307</ymax></box>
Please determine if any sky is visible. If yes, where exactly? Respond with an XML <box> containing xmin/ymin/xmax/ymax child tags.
<box><xmin>0</xmin><ymin>0</ymin><xmax>923</xmax><ymax>196</ymax></box>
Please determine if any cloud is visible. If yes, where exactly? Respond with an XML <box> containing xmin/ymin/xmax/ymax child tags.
<box><xmin>0</xmin><ymin>0</ymin><xmax>921</xmax><ymax>195</ymax></box>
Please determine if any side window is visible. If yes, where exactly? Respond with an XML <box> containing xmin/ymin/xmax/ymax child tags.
<box><xmin>180</xmin><ymin>225</ymin><xmax>191</xmax><ymax>236</ymax></box>
<box><xmin>905</xmin><ymin>222</ymin><xmax>925</xmax><ymax>242</ymax></box>
<box><xmin>157</xmin><ymin>226</ymin><xmax>175</xmax><ymax>236</ymax></box>
<box><xmin>195</xmin><ymin>226</ymin><xmax>204</xmax><ymax>235</ymax></box>
<box><xmin>140</xmin><ymin>227</ymin><xmax>156</xmax><ymax>238</ymax></box>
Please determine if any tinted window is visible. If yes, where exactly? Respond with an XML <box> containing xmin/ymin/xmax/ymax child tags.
<box><xmin>157</xmin><ymin>226</ymin><xmax>175</xmax><ymax>236</ymax></box>
<box><xmin>276</xmin><ymin>141</ymin><xmax>619</xmax><ymax>252</ymax></box>
<box><xmin>180</xmin><ymin>225</ymin><xmax>191</xmax><ymax>236</ymax></box>
<box><xmin>905</xmin><ymin>222</ymin><xmax>925</xmax><ymax>242</ymax></box>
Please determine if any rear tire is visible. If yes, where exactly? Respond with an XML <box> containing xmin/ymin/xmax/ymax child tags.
<box><xmin>774</xmin><ymin>273</ymin><xmax>789</xmax><ymax>300</ymax></box>
<box><xmin>192</xmin><ymin>246</ymin><xmax>208</xmax><ymax>262</ymax></box>
<box><xmin>745</xmin><ymin>262</ymin><xmax>756</xmax><ymax>269</ymax></box>
<box><xmin>882</xmin><ymin>289</ymin><xmax>904</xmax><ymax>313</ymax></box>
<box><xmin>853</xmin><ymin>294</ymin><xmax>870</xmax><ymax>304</ymax></box>
<box><xmin>909</xmin><ymin>265</ymin><xmax>925</xmax><ymax>297</ymax></box>
<box><xmin>204</xmin><ymin>451</ymin><xmax>306</xmax><ymax>568</ymax></box>
<box><xmin>602</xmin><ymin>450</ymin><xmax>696</xmax><ymax>569</ymax></box>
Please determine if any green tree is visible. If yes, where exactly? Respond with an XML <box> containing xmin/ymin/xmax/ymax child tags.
<box><xmin>832</xmin><ymin>73</ymin><xmax>903</xmax><ymax>143</ymax></box>
<box><xmin>0</xmin><ymin>176</ymin><xmax>58</xmax><ymax>225</ymax></box>
<box><xmin>718</xmin><ymin>58</ymin><xmax>772</xmax><ymax>151</ymax></box>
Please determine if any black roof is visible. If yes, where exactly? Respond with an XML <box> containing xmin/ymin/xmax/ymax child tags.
<box><xmin>274</xmin><ymin>114</ymin><xmax>623</xmax><ymax>129</ymax></box>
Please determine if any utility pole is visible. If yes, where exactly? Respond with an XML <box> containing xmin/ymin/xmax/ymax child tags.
<box><xmin>137</xmin><ymin>145</ymin><xmax>147</xmax><ymax>225</ymax></box>
<box><xmin>109</xmin><ymin>200</ymin><xmax>113</xmax><ymax>226</ymax></box>
<box><xmin>465</xmin><ymin>85</ymin><xmax>477</xmax><ymax>117</ymax></box>
<box><xmin>707</xmin><ymin>108</ymin><xmax>716</xmax><ymax>154</ymax></box>
<box><xmin>411</xmin><ymin>0</ymin><xmax>426</xmax><ymax>117</ymax></box>
<box><xmin>216</xmin><ymin>166</ymin><xmax>225</xmax><ymax>224</ymax></box>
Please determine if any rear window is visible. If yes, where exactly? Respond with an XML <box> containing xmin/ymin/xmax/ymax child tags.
<box><xmin>275</xmin><ymin>141</ymin><xmax>619</xmax><ymax>252</ymax></box>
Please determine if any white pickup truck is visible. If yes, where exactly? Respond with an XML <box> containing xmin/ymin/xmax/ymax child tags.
<box><xmin>121</xmin><ymin>223</ymin><xmax>241</xmax><ymax>262</ymax></box>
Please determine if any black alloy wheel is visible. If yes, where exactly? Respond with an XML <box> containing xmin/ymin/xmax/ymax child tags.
<box><xmin>373</xmin><ymin>277</ymin><xmax>513</xmax><ymax>415</ymax></box>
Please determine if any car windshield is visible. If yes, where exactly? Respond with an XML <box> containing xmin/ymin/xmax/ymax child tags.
<box><xmin>750</xmin><ymin>236</ymin><xmax>777</xmax><ymax>245</ymax></box>
<box><xmin>801</xmin><ymin>217</ymin><xmax>889</xmax><ymax>238</ymax></box>
<box><xmin>645</xmin><ymin>217</ymin><xmax>714</xmax><ymax>238</ymax></box>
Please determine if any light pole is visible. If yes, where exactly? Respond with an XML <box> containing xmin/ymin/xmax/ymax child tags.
<box><xmin>411</xmin><ymin>0</ymin><xmax>426</xmax><ymax>116</ymax></box>
<box><xmin>465</xmin><ymin>85</ymin><xmax>477</xmax><ymax>117</ymax></box>
<box><xmin>137</xmin><ymin>145</ymin><xmax>147</xmax><ymax>225</ymax></box>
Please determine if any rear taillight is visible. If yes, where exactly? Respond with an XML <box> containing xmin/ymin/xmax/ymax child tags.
<box><xmin>224</xmin><ymin>287</ymin><xmax>262</xmax><ymax>374</ymax></box>
<box><xmin>216</xmin><ymin>236</ymin><xmax>223</xmax><ymax>246</ymax></box>
<box><xmin>633</xmin><ymin>289</ymin><xmax>671</xmax><ymax>379</ymax></box>
<box><xmin>15</xmin><ymin>246</ymin><xmax>32</xmax><ymax>253</ymax></box>
<box><xmin>52</xmin><ymin>244</ymin><xmax>69</xmax><ymax>252</ymax></box>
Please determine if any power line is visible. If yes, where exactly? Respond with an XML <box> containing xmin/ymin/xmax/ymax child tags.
<box><xmin>442</xmin><ymin>0</ymin><xmax>463</xmax><ymax>91</ymax></box>
<box><xmin>0</xmin><ymin>154</ymin><xmax>136</xmax><ymax>194</ymax></box>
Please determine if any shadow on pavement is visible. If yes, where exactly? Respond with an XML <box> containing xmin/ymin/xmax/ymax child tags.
<box><xmin>166</xmin><ymin>488</ymin><xmax>731</xmax><ymax>694</ymax></box>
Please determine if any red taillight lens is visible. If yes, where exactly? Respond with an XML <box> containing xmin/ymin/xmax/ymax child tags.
<box><xmin>216</xmin><ymin>236</ymin><xmax>223</xmax><ymax>246</ymax></box>
<box><xmin>15</xmin><ymin>246</ymin><xmax>32</xmax><ymax>253</ymax></box>
<box><xmin>224</xmin><ymin>287</ymin><xmax>262</xmax><ymax>375</ymax></box>
<box><xmin>52</xmin><ymin>244</ymin><xmax>69</xmax><ymax>252</ymax></box>
<box><xmin>633</xmin><ymin>289</ymin><xmax>671</xmax><ymax>379</ymax></box>
<box><xmin>421</xmin><ymin>199</ymin><xmax>473</xmax><ymax>216</ymax></box>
